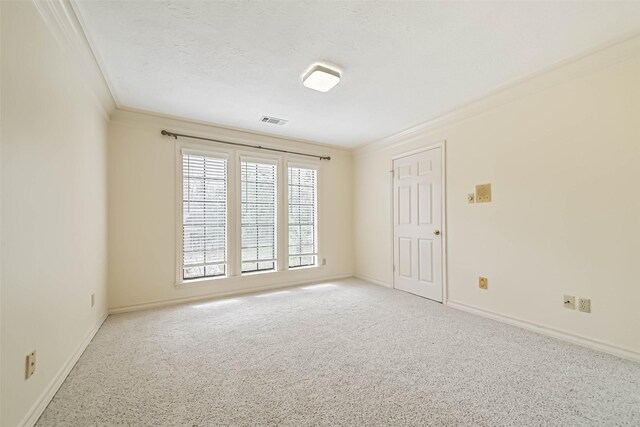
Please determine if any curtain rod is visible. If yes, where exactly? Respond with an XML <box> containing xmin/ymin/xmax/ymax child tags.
<box><xmin>161</xmin><ymin>130</ymin><xmax>331</xmax><ymax>161</ymax></box>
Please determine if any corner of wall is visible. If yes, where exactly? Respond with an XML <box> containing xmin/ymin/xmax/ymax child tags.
<box><xmin>351</xmin><ymin>33</ymin><xmax>640</xmax><ymax>359</ymax></box>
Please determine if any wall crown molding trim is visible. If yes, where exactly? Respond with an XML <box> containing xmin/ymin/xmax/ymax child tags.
<box><xmin>110</xmin><ymin>108</ymin><xmax>352</xmax><ymax>154</ymax></box>
<box><xmin>354</xmin><ymin>32</ymin><xmax>640</xmax><ymax>157</ymax></box>
<box><xmin>32</xmin><ymin>0</ymin><xmax>116</xmax><ymax>117</ymax></box>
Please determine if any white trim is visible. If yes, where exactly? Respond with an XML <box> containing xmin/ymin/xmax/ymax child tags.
<box><xmin>287</xmin><ymin>160</ymin><xmax>320</xmax><ymax>171</ymax></box>
<box><xmin>277</xmin><ymin>154</ymin><xmax>286</xmax><ymax>273</ymax></box>
<box><xmin>181</xmin><ymin>147</ymin><xmax>230</xmax><ymax>160</ymax></box>
<box><xmin>238</xmin><ymin>153</ymin><xmax>280</xmax><ymax>165</ymax></box>
<box><xmin>391</xmin><ymin>144</ymin><xmax>444</xmax><ymax>161</ymax></box>
<box><xmin>354</xmin><ymin>273</ymin><xmax>392</xmax><ymax>288</ymax></box>
<box><xmin>18</xmin><ymin>313</ymin><xmax>108</xmax><ymax>427</ymax></box>
<box><xmin>66</xmin><ymin>0</ymin><xmax>347</xmax><ymax>153</ymax></box>
<box><xmin>68</xmin><ymin>0</ymin><xmax>119</xmax><ymax>107</ymax></box>
<box><xmin>391</xmin><ymin>141</ymin><xmax>447</xmax><ymax>303</ymax></box>
<box><xmin>176</xmin><ymin>145</ymin><xmax>234</xmax><ymax>285</ymax></box>
<box><xmin>238</xmin><ymin>153</ymin><xmax>282</xmax><ymax>274</ymax></box>
<box><xmin>355</xmin><ymin>33</ymin><xmax>640</xmax><ymax>157</ymax></box>
<box><xmin>175</xmin><ymin>140</ymin><xmax>327</xmax><ymax>287</ymax></box>
<box><xmin>285</xmin><ymin>159</ymin><xmax>322</xmax><ymax>270</ymax></box>
<box><xmin>109</xmin><ymin>274</ymin><xmax>353</xmax><ymax>314</ymax></box>
<box><xmin>117</xmin><ymin>106</ymin><xmax>350</xmax><ymax>152</ymax></box>
<box><xmin>174</xmin><ymin>264</ymin><xmax>324</xmax><ymax>288</ymax></box>
<box><xmin>440</xmin><ymin>142</ymin><xmax>448</xmax><ymax>303</ymax></box>
<box><xmin>33</xmin><ymin>0</ymin><xmax>115</xmax><ymax>118</ymax></box>
<box><xmin>447</xmin><ymin>301</ymin><xmax>640</xmax><ymax>363</ymax></box>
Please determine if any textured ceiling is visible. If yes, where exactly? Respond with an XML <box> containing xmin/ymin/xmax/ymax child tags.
<box><xmin>75</xmin><ymin>1</ymin><xmax>640</xmax><ymax>147</ymax></box>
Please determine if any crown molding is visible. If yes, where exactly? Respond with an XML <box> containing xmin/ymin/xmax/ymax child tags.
<box><xmin>354</xmin><ymin>32</ymin><xmax>640</xmax><ymax>158</ymax></box>
<box><xmin>110</xmin><ymin>107</ymin><xmax>353</xmax><ymax>155</ymax></box>
<box><xmin>32</xmin><ymin>0</ymin><xmax>116</xmax><ymax>117</ymax></box>
<box><xmin>29</xmin><ymin>1</ymin><xmax>640</xmax><ymax>157</ymax></box>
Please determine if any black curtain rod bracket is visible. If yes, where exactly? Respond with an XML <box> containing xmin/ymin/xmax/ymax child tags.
<box><xmin>161</xmin><ymin>130</ymin><xmax>330</xmax><ymax>161</ymax></box>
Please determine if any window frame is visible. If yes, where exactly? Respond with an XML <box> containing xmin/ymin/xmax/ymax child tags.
<box><xmin>236</xmin><ymin>153</ymin><xmax>283</xmax><ymax>276</ymax></box>
<box><xmin>176</xmin><ymin>145</ymin><xmax>235</xmax><ymax>285</ymax></box>
<box><xmin>284</xmin><ymin>159</ymin><xmax>321</xmax><ymax>270</ymax></box>
<box><xmin>175</xmin><ymin>144</ymin><xmax>323</xmax><ymax>287</ymax></box>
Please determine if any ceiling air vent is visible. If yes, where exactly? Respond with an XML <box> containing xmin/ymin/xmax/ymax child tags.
<box><xmin>260</xmin><ymin>116</ymin><xmax>288</xmax><ymax>126</ymax></box>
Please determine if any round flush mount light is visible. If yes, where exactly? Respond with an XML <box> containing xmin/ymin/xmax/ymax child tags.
<box><xmin>302</xmin><ymin>64</ymin><xmax>341</xmax><ymax>92</ymax></box>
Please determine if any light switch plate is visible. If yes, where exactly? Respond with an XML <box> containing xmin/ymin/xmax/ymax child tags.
<box><xmin>476</xmin><ymin>183</ymin><xmax>492</xmax><ymax>203</ymax></box>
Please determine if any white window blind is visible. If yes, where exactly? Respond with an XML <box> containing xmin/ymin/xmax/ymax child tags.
<box><xmin>288</xmin><ymin>166</ymin><xmax>317</xmax><ymax>268</ymax></box>
<box><xmin>182</xmin><ymin>153</ymin><xmax>227</xmax><ymax>280</ymax></box>
<box><xmin>241</xmin><ymin>160</ymin><xmax>277</xmax><ymax>273</ymax></box>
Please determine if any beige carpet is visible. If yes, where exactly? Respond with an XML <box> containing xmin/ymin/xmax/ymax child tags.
<box><xmin>37</xmin><ymin>278</ymin><xmax>640</xmax><ymax>426</ymax></box>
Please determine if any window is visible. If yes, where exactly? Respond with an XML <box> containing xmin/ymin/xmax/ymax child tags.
<box><xmin>182</xmin><ymin>153</ymin><xmax>227</xmax><ymax>280</ymax></box>
<box><xmin>241</xmin><ymin>160</ymin><xmax>277</xmax><ymax>273</ymax></box>
<box><xmin>288</xmin><ymin>166</ymin><xmax>318</xmax><ymax>268</ymax></box>
<box><xmin>179</xmin><ymin>148</ymin><xmax>321</xmax><ymax>284</ymax></box>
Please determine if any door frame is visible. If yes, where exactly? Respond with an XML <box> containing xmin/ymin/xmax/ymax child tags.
<box><xmin>390</xmin><ymin>140</ymin><xmax>448</xmax><ymax>303</ymax></box>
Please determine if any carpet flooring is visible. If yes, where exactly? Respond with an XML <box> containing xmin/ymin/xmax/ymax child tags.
<box><xmin>37</xmin><ymin>278</ymin><xmax>640</xmax><ymax>426</ymax></box>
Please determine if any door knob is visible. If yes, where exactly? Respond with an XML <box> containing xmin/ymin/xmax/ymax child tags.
<box><xmin>434</xmin><ymin>230</ymin><xmax>441</xmax><ymax>236</ymax></box>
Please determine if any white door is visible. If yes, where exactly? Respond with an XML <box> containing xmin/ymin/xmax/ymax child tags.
<box><xmin>393</xmin><ymin>147</ymin><xmax>443</xmax><ymax>302</ymax></box>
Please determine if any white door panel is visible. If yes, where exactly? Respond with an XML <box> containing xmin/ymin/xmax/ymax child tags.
<box><xmin>398</xmin><ymin>186</ymin><xmax>412</xmax><ymax>225</ymax></box>
<box><xmin>418</xmin><ymin>239</ymin><xmax>434</xmax><ymax>283</ymax></box>
<box><xmin>417</xmin><ymin>183</ymin><xmax>432</xmax><ymax>225</ymax></box>
<box><xmin>393</xmin><ymin>147</ymin><xmax>443</xmax><ymax>302</ymax></box>
<box><xmin>398</xmin><ymin>238</ymin><xmax>412</xmax><ymax>278</ymax></box>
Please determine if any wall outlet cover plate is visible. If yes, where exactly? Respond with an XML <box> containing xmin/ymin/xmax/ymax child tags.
<box><xmin>26</xmin><ymin>351</ymin><xmax>36</xmax><ymax>379</ymax></box>
<box><xmin>579</xmin><ymin>298</ymin><xmax>591</xmax><ymax>313</ymax></box>
<box><xmin>479</xmin><ymin>277</ymin><xmax>488</xmax><ymax>289</ymax></box>
<box><xmin>563</xmin><ymin>295</ymin><xmax>575</xmax><ymax>309</ymax></box>
<box><xmin>476</xmin><ymin>183</ymin><xmax>492</xmax><ymax>203</ymax></box>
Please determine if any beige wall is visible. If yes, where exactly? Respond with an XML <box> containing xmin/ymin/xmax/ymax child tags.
<box><xmin>354</xmin><ymin>45</ymin><xmax>640</xmax><ymax>357</ymax></box>
<box><xmin>1</xmin><ymin>2</ymin><xmax>110</xmax><ymax>426</ymax></box>
<box><xmin>108</xmin><ymin>110</ymin><xmax>354</xmax><ymax>311</ymax></box>
<box><xmin>2</xmin><ymin>2</ymin><xmax>639</xmax><ymax>423</ymax></box>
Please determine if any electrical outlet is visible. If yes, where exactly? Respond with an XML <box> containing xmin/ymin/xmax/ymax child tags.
<box><xmin>468</xmin><ymin>193</ymin><xmax>475</xmax><ymax>204</ymax></box>
<box><xmin>476</xmin><ymin>183</ymin><xmax>492</xmax><ymax>203</ymax></box>
<box><xmin>563</xmin><ymin>295</ymin><xmax>575</xmax><ymax>309</ymax></box>
<box><xmin>479</xmin><ymin>277</ymin><xmax>488</xmax><ymax>290</ymax></box>
<box><xmin>579</xmin><ymin>298</ymin><xmax>591</xmax><ymax>313</ymax></box>
<box><xmin>26</xmin><ymin>351</ymin><xmax>36</xmax><ymax>379</ymax></box>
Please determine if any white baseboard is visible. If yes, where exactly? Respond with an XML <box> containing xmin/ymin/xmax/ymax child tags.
<box><xmin>19</xmin><ymin>312</ymin><xmax>109</xmax><ymax>427</ymax></box>
<box><xmin>354</xmin><ymin>273</ymin><xmax>392</xmax><ymax>288</ymax></box>
<box><xmin>446</xmin><ymin>300</ymin><xmax>640</xmax><ymax>363</ymax></box>
<box><xmin>109</xmin><ymin>274</ymin><xmax>354</xmax><ymax>314</ymax></box>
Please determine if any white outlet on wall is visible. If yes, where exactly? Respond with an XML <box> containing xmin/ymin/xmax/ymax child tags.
<box><xmin>579</xmin><ymin>298</ymin><xmax>591</xmax><ymax>313</ymax></box>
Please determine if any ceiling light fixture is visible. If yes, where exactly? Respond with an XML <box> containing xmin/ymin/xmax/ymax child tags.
<box><xmin>302</xmin><ymin>64</ymin><xmax>341</xmax><ymax>92</ymax></box>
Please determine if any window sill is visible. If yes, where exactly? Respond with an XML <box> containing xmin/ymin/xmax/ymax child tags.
<box><xmin>178</xmin><ymin>274</ymin><xmax>229</xmax><ymax>287</ymax></box>
<box><xmin>288</xmin><ymin>264</ymin><xmax>319</xmax><ymax>271</ymax></box>
<box><xmin>240</xmin><ymin>269</ymin><xmax>277</xmax><ymax>277</ymax></box>
<box><xmin>175</xmin><ymin>265</ymin><xmax>323</xmax><ymax>288</ymax></box>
